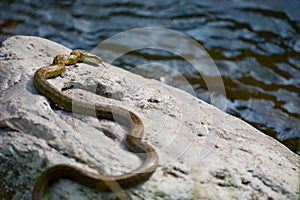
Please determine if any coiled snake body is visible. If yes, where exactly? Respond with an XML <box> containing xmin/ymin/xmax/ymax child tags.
<box><xmin>33</xmin><ymin>50</ymin><xmax>158</xmax><ymax>199</ymax></box>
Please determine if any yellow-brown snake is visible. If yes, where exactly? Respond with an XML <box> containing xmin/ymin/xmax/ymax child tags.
<box><xmin>32</xmin><ymin>49</ymin><xmax>158</xmax><ymax>199</ymax></box>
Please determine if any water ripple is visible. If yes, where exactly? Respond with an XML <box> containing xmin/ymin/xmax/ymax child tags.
<box><xmin>0</xmin><ymin>0</ymin><xmax>299</xmax><ymax>152</ymax></box>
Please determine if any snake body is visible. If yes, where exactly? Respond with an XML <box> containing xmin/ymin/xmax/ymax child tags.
<box><xmin>32</xmin><ymin>50</ymin><xmax>158</xmax><ymax>199</ymax></box>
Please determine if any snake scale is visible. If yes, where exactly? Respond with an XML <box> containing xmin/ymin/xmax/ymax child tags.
<box><xmin>32</xmin><ymin>49</ymin><xmax>158</xmax><ymax>199</ymax></box>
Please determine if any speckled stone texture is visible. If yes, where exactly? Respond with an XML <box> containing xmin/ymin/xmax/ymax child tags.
<box><xmin>0</xmin><ymin>36</ymin><xmax>298</xmax><ymax>200</ymax></box>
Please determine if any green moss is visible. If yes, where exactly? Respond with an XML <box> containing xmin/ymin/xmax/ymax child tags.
<box><xmin>153</xmin><ymin>190</ymin><xmax>198</xmax><ymax>200</ymax></box>
<box><xmin>153</xmin><ymin>191</ymin><xmax>170</xmax><ymax>199</ymax></box>
<box><xmin>42</xmin><ymin>193</ymin><xmax>50</xmax><ymax>200</ymax></box>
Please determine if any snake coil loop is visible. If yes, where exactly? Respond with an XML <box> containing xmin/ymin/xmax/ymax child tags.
<box><xmin>32</xmin><ymin>50</ymin><xmax>158</xmax><ymax>200</ymax></box>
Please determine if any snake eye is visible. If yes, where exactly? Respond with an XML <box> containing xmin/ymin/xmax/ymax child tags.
<box><xmin>71</xmin><ymin>49</ymin><xmax>88</xmax><ymax>62</ymax></box>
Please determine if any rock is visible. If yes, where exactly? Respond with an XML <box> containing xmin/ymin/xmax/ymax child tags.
<box><xmin>0</xmin><ymin>36</ymin><xmax>298</xmax><ymax>200</ymax></box>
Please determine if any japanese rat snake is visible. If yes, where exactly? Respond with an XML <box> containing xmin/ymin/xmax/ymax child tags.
<box><xmin>32</xmin><ymin>49</ymin><xmax>158</xmax><ymax>199</ymax></box>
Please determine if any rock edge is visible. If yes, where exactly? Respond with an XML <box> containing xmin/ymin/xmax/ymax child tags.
<box><xmin>0</xmin><ymin>36</ymin><xmax>298</xmax><ymax>199</ymax></box>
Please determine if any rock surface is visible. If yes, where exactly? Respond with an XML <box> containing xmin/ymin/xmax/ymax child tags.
<box><xmin>0</xmin><ymin>36</ymin><xmax>298</xmax><ymax>200</ymax></box>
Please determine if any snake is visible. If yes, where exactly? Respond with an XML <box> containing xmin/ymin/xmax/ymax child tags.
<box><xmin>32</xmin><ymin>49</ymin><xmax>159</xmax><ymax>199</ymax></box>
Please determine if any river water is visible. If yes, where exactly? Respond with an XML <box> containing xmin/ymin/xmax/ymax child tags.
<box><xmin>0</xmin><ymin>0</ymin><xmax>299</xmax><ymax>153</ymax></box>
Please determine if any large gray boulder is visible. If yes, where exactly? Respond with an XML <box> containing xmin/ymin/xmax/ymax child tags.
<box><xmin>0</xmin><ymin>36</ymin><xmax>298</xmax><ymax>199</ymax></box>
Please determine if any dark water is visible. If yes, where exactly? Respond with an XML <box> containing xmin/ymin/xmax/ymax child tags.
<box><xmin>0</xmin><ymin>0</ymin><xmax>299</xmax><ymax>153</ymax></box>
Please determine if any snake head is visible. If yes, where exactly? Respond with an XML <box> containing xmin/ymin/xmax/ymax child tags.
<box><xmin>71</xmin><ymin>49</ymin><xmax>105</xmax><ymax>66</ymax></box>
